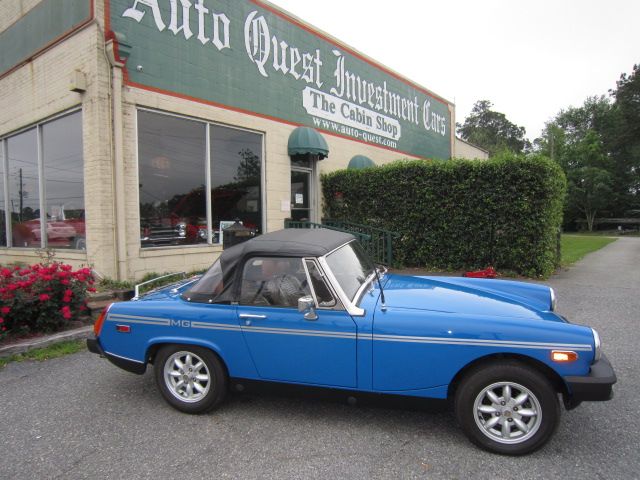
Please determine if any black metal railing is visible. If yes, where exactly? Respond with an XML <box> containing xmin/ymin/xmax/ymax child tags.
<box><xmin>285</xmin><ymin>219</ymin><xmax>397</xmax><ymax>266</ymax></box>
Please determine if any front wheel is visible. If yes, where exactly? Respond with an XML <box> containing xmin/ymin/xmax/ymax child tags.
<box><xmin>154</xmin><ymin>345</ymin><xmax>227</xmax><ymax>414</ymax></box>
<box><xmin>454</xmin><ymin>361</ymin><xmax>560</xmax><ymax>455</ymax></box>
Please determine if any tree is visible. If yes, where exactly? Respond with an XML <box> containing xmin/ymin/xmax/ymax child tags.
<box><xmin>457</xmin><ymin>100</ymin><xmax>531</xmax><ymax>156</ymax></box>
<box><xmin>567</xmin><ymin>167</ymin><xmax>614</xmax><ymax>231</ymax></box>
<box><xmin>609</xmin><ymin>64</ymin><xmax>640</xmax><ymax>211</ymax></box>
<box><xmin>535</xmin><ymin>97</ymin><xmax>618</xmax><ymax>230</ymax></box>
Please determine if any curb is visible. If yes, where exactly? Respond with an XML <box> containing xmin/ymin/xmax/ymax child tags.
<box><xmin>0</xmin><ymin>326</ymin><xmax>92</xmax><ymax>358</ymax></box>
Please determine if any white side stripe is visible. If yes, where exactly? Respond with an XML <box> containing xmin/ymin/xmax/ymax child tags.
<box><xmin>370</xmin><ymin>334</ymin><xmax>592</xmax><ymax>351</ymax></box>
<box><xmin>104</xmin><ymin>314</ymin><xmax>592</xmax><ymax>351</ymax></box>
<box><xmin>108</xmin><ymin>313</ymin><xmax>170</xmax><ymax>326</ymax></box>
<box><xmin>242</xmin><ymin>325</ymin><xmax>355</xmax><ymax>339</ymax></box>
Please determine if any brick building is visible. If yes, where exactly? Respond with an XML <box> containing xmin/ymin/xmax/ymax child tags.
<box><xmin>0</xmin><ymin>0</ymin><xmax>487</xmax><ymax>280</ymax></box>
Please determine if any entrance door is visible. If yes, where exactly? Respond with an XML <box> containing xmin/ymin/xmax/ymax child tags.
<box><xmin>290</xmin><ymin>169</ymin><xmax>312</xmax><ymax>221</ymax></box>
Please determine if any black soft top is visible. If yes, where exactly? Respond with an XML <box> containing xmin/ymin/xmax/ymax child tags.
<box><xmin>221</xmin><ymin>228</ymin><xmax>354</xmax><ymax>265</ymax></box>
<box><xmin>184</xmin><ymin>228</ymin><xmax>355</xmax><ymax>303</ymax></box>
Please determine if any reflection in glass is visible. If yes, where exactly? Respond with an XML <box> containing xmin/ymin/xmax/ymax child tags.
<box><xmin>7</xmin><ymin>129</ymin><xmax>39</xmax><ymax>248</ymax></box>
<box><xmin>210</xmin><ymin>125</ymin><xmax>262</xmax><ymax>236</ymax></box>
<box><xmin>43</xmin><ymin>111</ymin><xmax>85</xmax><ymax>249</ymax></box>
<box><xmin>0</xmin><ymin>141</ymin><xmax>6</xmax><ymax>247</ymax></box>
<box><xmin>290</xmin><ymin>170</ymin><xmax>310</xmax><ymax>221</ymax></box>
<box><xmin>138</xmin><ymin>110</ymin><xmax>207</xmax><ymax>248</ymax></box>
<box><xmin>326</xmin><ymin>241</ymin><xmax>375</xmax><ymax>301</ymax></box>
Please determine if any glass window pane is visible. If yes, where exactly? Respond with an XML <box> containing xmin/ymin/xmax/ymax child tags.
<box><xmin>305</xmin><ymin>260</ymin><xmax>336</xmax><ymax>307</ymax></box>
<box><xmin>0</xmin><ymin>141</ymin><xmax>6</xmax><ymax>247</ymax></box>
<box><xmin>291</xmin><ymin>170</ymin><xmax>310</xmax><ymax>221</ymax></box>
<box><xmin>138</xmin><ymin>111</ymin><xmax>207</xmax><ymax>248</ymax></box>
<box><xmin>7</xmin><ymin>129</ymin><xmax>40</xmax><ymax>248</ymax></box>
<box><xmin>326</xmin><ymin>241</ymin><xmax>375</xmax><ymax>301</ymax></box>
<box><xmin>240</xmin><ymin>257</ymin><xmax>309</xmax><ymax>307</ymax></box>
<box><xmin>210</xmin><ymin>126</ymin><xmax>262</xmax><ymax>239</ymax></box>
<box><xmin>42</xmin><ymin>111</ymin><xmax>85</xmax><ymax>249</ymax></box>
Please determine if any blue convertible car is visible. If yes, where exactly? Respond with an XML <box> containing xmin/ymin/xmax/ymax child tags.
<box><xmin>88</xmin><ymin>229</ymin><xmax>616</xmax><ymax>455</ymax></box>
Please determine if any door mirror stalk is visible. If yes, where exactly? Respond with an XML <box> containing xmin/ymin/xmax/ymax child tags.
<box><xmin>298</xmin><ymin>295</ymin><xmax>318</xmax><ymax>321</ymax></box>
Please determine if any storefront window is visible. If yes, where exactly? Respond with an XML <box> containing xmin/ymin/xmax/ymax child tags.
<box><xmin>138</xmin><ymin>110</ymin><xmax>263</xmax><ymax>248</ymax></box>
<box><xmin>210</xmin><ymin>125</ymin><xmax>262</xmax><ymax>237</ymax></box>
<box><xmin>42</xmin><ymin>111</ymin><xmax>85</xmax><ymax>249</ymax></box>
<box><xmin>0</xmin><ymin>110</ymin><xmax>85</xmax><ymax>250</ymax></box>
<box><xmin>0</xmin><ymin>141</ymin><xmax>6</xmax><ymax>247</ymax></box>
<box><xmin>138</xmin><ymin>110</ymin><xmax>207</xmax><ymax>247</ymax></box>
<box><xmin>7</xmin><ymin>129</ymin><xmax>39</xmax><ymax>248</ymax></box>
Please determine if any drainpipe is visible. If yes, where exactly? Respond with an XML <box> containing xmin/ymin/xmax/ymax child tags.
<box><xmin>105</xmin><ymin>35</ymin><xmax>130</xmax><ymax>280</ymax></box>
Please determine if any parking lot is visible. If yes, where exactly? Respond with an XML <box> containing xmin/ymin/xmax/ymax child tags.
<box><xmin>1</xmin><ymin>238</ymin><xmax>638</xmax><ymax>479</ymax></box>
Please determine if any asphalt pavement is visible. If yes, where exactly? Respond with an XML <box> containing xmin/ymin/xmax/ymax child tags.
<box><xmin>1</xmin><ymin>238</ymin><xmax>639</xmax><ymax>479</ymax></box>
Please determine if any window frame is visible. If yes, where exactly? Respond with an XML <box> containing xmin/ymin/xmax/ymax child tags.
<box><xmin>135</xmin><ymin>107</ymin><xmax>266</xmax><ymax>250</ymax></box>
<box><xmin>238</xmin><ymin>255</ymin><xmax>311</xmax><ymax>309</ymax></box>
<box><xmin>302</xmin><ymin>257</ymin><xmax>341</xmax><ymax>310</ymax></box>
<box><xmin>0</xmin><ymin>107</ymin><xmax>84</xmax><ymax>250</ymax></box>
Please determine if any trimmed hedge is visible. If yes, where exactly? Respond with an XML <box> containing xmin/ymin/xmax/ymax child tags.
<box><xmin>322</xmin><ymin>154</ymin><xmax>566</xmax><ymax>277</ymax></box>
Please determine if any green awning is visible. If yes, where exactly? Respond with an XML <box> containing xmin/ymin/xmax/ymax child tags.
<box><xmin>348</xmin><ymin>155</ymin><xmax>376</xmax><ymax>169</ymax></box>
<box><xmin>287</xmin><ymin>127</ymin><xmax>329</xmax><ymax>159</ymax></box>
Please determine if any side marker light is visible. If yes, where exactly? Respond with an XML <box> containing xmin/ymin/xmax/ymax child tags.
<box><xmin>551</xmin><ymin>350</ymin><xmax>578</xmax><ymax>362</ymax></box>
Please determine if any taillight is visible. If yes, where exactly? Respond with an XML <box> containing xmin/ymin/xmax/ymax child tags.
<box><xmin>93</xmin><ymin>306</ymin><xmax>110</xmax><ymax>337</ymax></box>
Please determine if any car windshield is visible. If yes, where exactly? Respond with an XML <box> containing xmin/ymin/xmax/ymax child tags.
<box><xmin>325</xmin><ymin>241</ymin><xmax>375</xmax><ymax>302</ymax></box>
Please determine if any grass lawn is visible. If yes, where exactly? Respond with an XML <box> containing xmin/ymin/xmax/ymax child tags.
<box><xmin>0</xmin><ymin>340</ymin><xmax>86</xmax><ymax>369</ymax></box>
<box><xmin>561</xmin><ymin>234</ymin><xmax>617</xmax><ymax>267</ymax></box>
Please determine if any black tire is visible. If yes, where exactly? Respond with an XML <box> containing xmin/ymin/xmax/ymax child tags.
<box><xmin>454</xmin><ymin>361</ymin><xmax>560</xmax><ymax>455</ymax></box>
<box><xmin>154</xmin><ymin>344</ymin><xmax>227</xmax><ymax>414</ymax></box>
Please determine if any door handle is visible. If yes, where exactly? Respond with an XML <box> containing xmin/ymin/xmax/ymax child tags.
<box><xmin>239</xmin><ymin>314</ymin><xmax>267</xmax><ymax>319</ymax></box>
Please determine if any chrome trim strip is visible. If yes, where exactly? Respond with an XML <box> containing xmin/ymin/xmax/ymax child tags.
<box><xmin>103</xmin><ymin>350</ymin><xmax>145</xmax><ymax>364</ymax></box>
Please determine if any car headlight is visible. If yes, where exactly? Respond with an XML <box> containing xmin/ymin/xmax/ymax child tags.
<box><xmin>592</xmin><ymin>328</ymin><xmax>602</xmax><ymax>363</ymax></box>
<box><xmin>550</xmin><ymin>287</ymin><xmax>557</xmax><ymax>311</ymax></box>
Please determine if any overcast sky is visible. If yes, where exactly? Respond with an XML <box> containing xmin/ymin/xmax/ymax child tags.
<box><xmin>269</xmin><ymin>0</ymin><xmax>639</xmax><ymax>141</ymax></box>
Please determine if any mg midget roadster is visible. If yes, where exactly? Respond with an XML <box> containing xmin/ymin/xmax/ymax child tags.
<box><xmin>88</xmin><ymin>229</ymin><xmax>616</xmax><ymax>455</ymax></box>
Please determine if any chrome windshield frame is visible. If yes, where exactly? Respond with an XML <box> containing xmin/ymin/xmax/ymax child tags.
<box><xmin>318</xmin><ymin>239</ymin><xmax>377</xmax><ymax>317</ymax></box>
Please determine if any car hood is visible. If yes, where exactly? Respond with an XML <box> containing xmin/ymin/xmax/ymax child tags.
<box><xmin>381</xmin><ymin>274</ymin><xmax>559</xmax><ymax>321</ymax></box>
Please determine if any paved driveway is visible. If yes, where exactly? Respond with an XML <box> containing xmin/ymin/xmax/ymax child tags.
<box><xmin>1</xmin><ymin>238</ymin><xmax>638</xmax><ymax>479</ymax></box>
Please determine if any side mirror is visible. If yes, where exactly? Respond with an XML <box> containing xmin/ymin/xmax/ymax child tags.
<box><xmin>298</xmin><ymin>295</ymin><xmax>318</xmax><ymax>321</ymax></box>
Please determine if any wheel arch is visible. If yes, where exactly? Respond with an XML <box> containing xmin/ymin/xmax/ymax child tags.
<box><xmin>145</xmin><ymin>338</ymin><xmax>231</xmax><ymax>379</ymax></box>
<box><xmin>447</xmin><ymin>353</ymin><xmax>569</xmax><ymax>402</ymax></box>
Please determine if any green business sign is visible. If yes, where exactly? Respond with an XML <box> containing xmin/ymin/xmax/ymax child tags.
<box><xmin>110</xmin><ymin>0</ymin><xmax>452</xmax><ymax>159</ymax></box>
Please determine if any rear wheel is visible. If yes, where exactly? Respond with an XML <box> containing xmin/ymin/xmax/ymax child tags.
<box><xmin>154</xmin><ymin>345</ymin><xmax>227</xmax><ymax>414</ymax></box>
<box><xmin>454</xmin><ymin>361</ymin><xmax>560</xmax><ymax>455</ymax></box>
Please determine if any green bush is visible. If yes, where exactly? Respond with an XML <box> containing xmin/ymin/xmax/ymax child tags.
<box><xmin>322</xmin><ymin>153</ymin><xmax>566</xmax><ymax>277</ymax></box>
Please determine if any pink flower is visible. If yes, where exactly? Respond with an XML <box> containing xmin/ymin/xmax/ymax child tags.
<box><xmin>87</xmin><ymin>287</ymin><xmax>97</xmax><ymax>293</ymax></box>
<box><xmin>1</xmin><ymin>268</ymin><xmax>12</xmax><ymax>277</ymax></box>
<box><xmin>64</xmin><ymin>289</ymin><xmax>73</xmax><ymax>297</ymax></box>
<box><xmin>39</xmin><ymin>294</ymin><xmax>51</xmax><ymax>302</ymax></box>
<box><xmin>61</xmin><ymin>279</ymin><xmax>70</xmax><ymax>286</ymax></box>
<box><xmin>61</xmin><ymin>306</ymin><xmax>72</xmax><ymax>320</ymax></box>
<box><xmin>0</xmin><ymin>306</ymin><xmax>9</xmax><ymax>315</ymax></box>
<box><xmin>61</xmin><ymin>264</ymin><xmax>73</xmax><ymax>272</ymax></box>
<box><xmin>63</xmin><ymin>296</ymin><xmax>71</xmax><ymax>303</ymax></box>
<box><xmin>0</xmin><ymin>318</ymin><xmax>4</xmax><ymax>324</ymax></box>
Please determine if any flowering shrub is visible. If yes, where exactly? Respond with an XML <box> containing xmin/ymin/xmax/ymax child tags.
<box><xmin>0</xmin><ymin>263</ymin><xmax>96</xmax><ymax>341</ymax></box>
